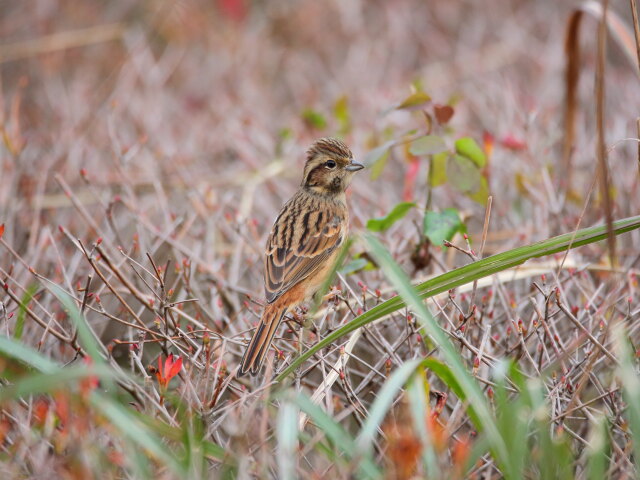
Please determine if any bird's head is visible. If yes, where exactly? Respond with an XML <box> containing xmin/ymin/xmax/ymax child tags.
<box><xmin>301</xmin><ymin>138</ymin><xmax>364</xmax><ymax>195</ymax></box>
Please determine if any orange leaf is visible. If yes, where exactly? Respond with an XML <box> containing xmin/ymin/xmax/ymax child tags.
<box><xmin>157</xmin><ymin>356</ymin><xmax>166</xmax><ymax>387</ymax></box>
<box><xmin>167</xmin><ymin>356</ymin><xmax>183</xmax><ymax>380</ymax></box>
<box><xmin>483</xmin><ymin>131</ymin><xmax>494</xmax><ymax>158</ymax></box>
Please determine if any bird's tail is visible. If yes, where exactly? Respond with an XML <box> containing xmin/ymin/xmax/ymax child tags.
<box><xmin>238</xmin><ymin>304</ymin><xmax>287</xmax><ymax>376</ymax></box>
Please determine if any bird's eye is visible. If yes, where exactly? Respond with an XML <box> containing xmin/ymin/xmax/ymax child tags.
<box><xmin>325</xmin><ymin>160</ymin><xmax>337</xmax><ymax>169</ymax></box>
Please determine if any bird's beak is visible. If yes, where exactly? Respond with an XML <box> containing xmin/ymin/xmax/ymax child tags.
<box><xmin>345</xmin><ymin>161</ymin><xmax>364</xmax><ymax>172</ymax></box>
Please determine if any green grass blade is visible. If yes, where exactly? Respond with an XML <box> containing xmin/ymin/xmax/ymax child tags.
<box><xmin>0</xmin><ymin>364</ymin><xmax>120</xmax><ymax>400</ymax></box>
<box><xmin>202</xmin><ymin>441</ymin><xmax>227</xmax><ymax>461</ymax></box>
<box><xmin>277</xmin><ymin>401</ymin><xmax>299</xmax><ymax>480</ymax></box>
<box><xmin>135</xmin><ymin>411</ymin><xmax>226</xmax><ymax>461</ymax></box>
<box><xmin>0</xmin><ymin>333</ymin><xmax>196</xmax><ymax>476</ymax></box>
<box><xmin>0</xmin><ymin>334</ymin><xmax>59</xmax><ymax>373</ymax></box>
<box><xmin>275</xmin><ymin>215</ymin><xmax>640</xmax><ymax>382</ymax></box>
<box><xmin>491</xmin><ymin>360</ymin><xmax>528</xmax><ymax>478</ymax></box>
<box><xmin>288</xmin><ymin>392</ymin><xmax>381</xmax><ymax>479</ymax></box>
<box><xmin>91</xmin><ymin>393</ymin><xmax>187</xmax><ymax>476</ymax></box>
<box><xmin>406</xmin><ymin>372</ymin><xmax>439</xmax><ymax>477</ymax></box>
<box><xmin>49</xmin><ymin>283</ymin><xmax>105</xmax><ymax>363</ymax></box>
<box><xmin>14</xmin><ymin>284</ymin><xmax>37</xmax><ymax>340</ymax></box>
<box><xmin>613</xmin><ymin>323</ymin><xmax>640</xmax><ymax>471</ymax></box>
<box><xmin>48</xmin><ymin>283</ymin><xmax>120</xmax><ymax>394</ymax></box>
<box><xmin>586</xmin><ymin>414</ymin><xmax>610</xmax><ymax>480</ymax></box>
<box><xmin>356</xmin><ymin>358</ymin><xmax>422</xmax><ymax>453</ymax></box>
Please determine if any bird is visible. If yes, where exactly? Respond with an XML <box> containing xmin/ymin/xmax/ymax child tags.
<box><xmin>238</xmin><ymin>138</ymin><xmax>364</xmax><ymax>376</ymax></box>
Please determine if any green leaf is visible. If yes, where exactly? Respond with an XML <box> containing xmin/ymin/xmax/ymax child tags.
<box><xmin>409</xmin><ymin>135</ymin><xmax>447</xmax><ymax>156</ymax></box>
<box><xmin>423</xmin><ymin>208</ymin><xmax>466</xmax><ymax>246</ymax></box>
<box><xmin>366</xmin><ymin>202</ymin><xmax>415</xmax><ymax>232</ymax></box>
<box><xmin>397</xmin><ymin>91</ymin><xmax>431</xmax><ymax>110</ymax></box>
<box><xmin>467</xmin><ymin>176</ymin><xmax>490</xmax><ymax>204</ymax></box>
<box><xmin>333</xmin><ymin>95</ymin><xmax>350</xmax><ymax>134</ymax></box>
<box><xmin>430</xmin><ymin>152</ymin><xmax>448</xmax><ymax>187</ymax></box>
<box><xmin>422</xmin><ymin>357</ymin><xmax>467</xmax><ymax>401</ymax></box>
<box><xmin>455</xmin><ymin>137</ymin><xmax>486</xmax><ymax>167</ymax></box>
<box><xmin>363</xmin><ymin>141</ymin><xmax>395</xmax><ymax>180</ymax></box>
<box><xmin>301</xmin><ymin>109</ymin><xmax>327</xmax><ymax>129</ymax></box>
<box><xmin>447</xmin><ymin>154</ymin><xmax>483</xmax><ymax>193</ymax></box>
<box><xmin>339</xmin><ymin>258</ymin><xmax>370</xmax><ymax>275</ymax></box>
<box><xmin>446</xmin><ymin>155</ymin><xmax>490</xmax><ymax>204</ymax></box>
<box><xmin>369</xmin><ymin>151</ymin><xmax>390</xmax><ymax>180</ymax></box>
<box><xmin>278</xmin><ymin>128</ymin><xmax>293</xmax><ymax>140</ymax></box>
<box><xmin>15</xmin><ymin>284</ymin><xmax>37</xmax><ymax>340</ymax></box>
<box><xmin>363</xmin><ymin>141</ymin><xmax>395</xmax><ymax>166</ymax></box>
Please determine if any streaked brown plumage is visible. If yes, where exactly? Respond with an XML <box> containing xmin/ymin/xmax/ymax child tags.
<box><xmin>238</xmin><ymin>138</ymin><xmax>364</xmax><ymax>376</ymax></box>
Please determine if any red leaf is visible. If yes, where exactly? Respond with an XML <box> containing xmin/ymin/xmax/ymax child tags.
<box><xmin>402</xmin><ymin>158</ymin><xmax>420</xmax><ymax>202</ymax></box>
<box><xmin>163</xmin><ymin>354</ymin><xmax>172</xmax><ymax>376</ymax></box>
<box><xmin>0</xmin><ymin>224</ymin><xmax>4</xmax><ymax>239</ymax></box>
<box><xmin>167</xmin><ymin>356</ymin><xmax>183</xmax><ymax>380</ymax></box>
<box><xmin>157</xmin><ymin>354</ymin><xmax>183</xmax><ymax>389</ymax></box>
<box><xmin>217</xmin><ymin>0</ymin><xmax>247</xmax><ymax>22</ymax></box>
<box><xmin>434</xmin><ymin>104</ymin><xmax>454</xmax><ymax>125</ymax></box>
<box><xmin>501</xmin><ymin>134</ymin><xmax>527</xmax><ymax>151</ymax></box>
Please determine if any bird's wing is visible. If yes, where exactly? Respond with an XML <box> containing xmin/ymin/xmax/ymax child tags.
<box><xmin>264</xmin><ymin>199</ymin><xmax>345</xmax><ymax>303</ymax></box>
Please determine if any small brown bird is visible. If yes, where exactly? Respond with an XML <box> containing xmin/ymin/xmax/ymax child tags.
<box><xmin>239</xmin><ymin>138</ymin><xmax>364</xmax><ymax>376</ymax></box>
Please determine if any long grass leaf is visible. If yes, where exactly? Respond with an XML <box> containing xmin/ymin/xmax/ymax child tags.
<box><xmin>0</xmin><ymin>363</ymin><xmax>119</xmax><ymax>400</ymax></box>
<box><xmin>14</xmin><ymin>284</ymin><xmax>37</xmax><ymax>340</ymax></box>
<box><xmin>276</xmin><ymin>215</ymin><xmax>640</xmax><ymax>382</ymax></box>
<box><xmin>356</xmin><ymin>358</ymin><xmax>421</xmax><ymax>452</ymax></box>
<box><xmin>587</xmin><ymin>414</ymin><xmax>609</xmax><ymax>480</ymax></box>
<box><xmin>277</xmin><ymin>401</ymin><xmax>299</xmax><ymax>480</ymax></box>
<box><xmin>0</xmin><ymin>334</ymin><xmax>59</xmax><ymax>373</ymax></box>
<box><xmin>613</xmin><ymin>323</ymin><xmax>640</xmax><ymax>469</ymax></box>
<box><xmin>406</xmin><ymin>373</ymin><xmax>439</xmax><ymax>477</ymax></box>
<box><xmin>49</xmin><ymin>283</ymin><xmax>105</xmax><ymax>362</ymax></box>
<box><xmin>288</xmin><ymin>392</ymin><xmax>381</xmax><ymax>479</ymax></box>
<box><xmin>92</xmin><ymin>393</ymin><xmax>187</xmax><ymax>476</ymax></box>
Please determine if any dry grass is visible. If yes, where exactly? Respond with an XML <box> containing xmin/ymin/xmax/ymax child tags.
<box><xmin>1</xmin><ymin>0</ymin><xmax>640</xmax><ymax>478</ymax></box>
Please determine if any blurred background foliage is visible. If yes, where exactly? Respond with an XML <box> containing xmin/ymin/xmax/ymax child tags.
<box><xmin>1</xmin><ymin>0</ymin><xmax>640</xmax><ymax>478</ymax></box>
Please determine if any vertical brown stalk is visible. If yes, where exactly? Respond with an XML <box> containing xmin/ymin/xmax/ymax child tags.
<box><xmin>632</xmin><ymin>0</ymin><xmax>640</xmax><ymax>175</ymax></box>
<box><xmin>637</xmin><ymin>118</ymin><xmax>640</xmax><ymax>174</ymax></box>
<box><xmin>630</xmin><ymin>0</ymin><xmax>640</xmax><ymax>68</ymax></box>
<box><xmin>596</xmin><ymin>0</ymin><xmax>616</xmax><ymax>267</ymax></box>
<box><xmin>563</xmin><ymin>10</ymin><xmax>582</xmax><ymax>190</ymax></box>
